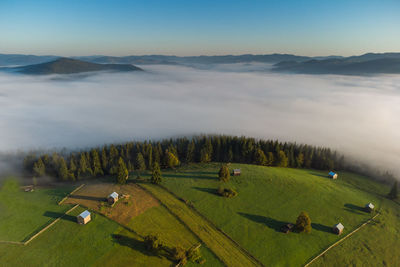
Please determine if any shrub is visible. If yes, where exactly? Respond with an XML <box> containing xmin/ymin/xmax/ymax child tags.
<box><xmin>144</xmin><ymin>235</ymin><xmax>163</xmax><ymax>252</ymax></box>
<box><xmin>217</xmin><ymin>186</ymin><xmax>238</xmax><ymax>198</ymax></box>
<box><xmin>295</xmin><ymin>211</ymin><xmax>312</xmax><ymax>233</ymax></box>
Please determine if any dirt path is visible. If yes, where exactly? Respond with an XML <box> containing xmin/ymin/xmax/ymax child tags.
<box><xmin>140</xmin><ymin>183</ymin><xmax>264</xmax><ymax>267</ymax></box>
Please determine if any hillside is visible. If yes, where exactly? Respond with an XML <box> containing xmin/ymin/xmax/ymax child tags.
<box><xmin>149</xmin><ymin>163</ymin><xmax>400</xmax><ymax>266</ymax></box>
<box><xmin>273</xmin><ymin>57</ymin><xmax>400</xmax><ymax>75</ymax></box>
<box><xmin>14</xmin><ymin>58</ymin><xmax>143</xmax><ymax>75</ymax></box>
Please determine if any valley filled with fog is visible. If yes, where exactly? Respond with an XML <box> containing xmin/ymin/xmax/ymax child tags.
<box><xmin>1</xmin><ymin>64</ymin><xmax>400</xmax><ymax>175</ymax></box>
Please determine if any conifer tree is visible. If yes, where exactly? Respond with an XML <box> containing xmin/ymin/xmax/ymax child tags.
<box><xmin>200</xmin><ymin>148</ymin><xmax>211</xmax><ymax>163</ymax></box>
<box><xmin>166</xmin><ymin>151</ymin><xmax>180</xmax><ymax>168</ymax></box>
<box><xmin>116</xmin><ymin>157</ymin><xmax>128</xmax><ymax>184</ymax></box>
<box><xmin>296</xmin><ymin>153</ymin><xmax>304</xmax><ymax>168</ymax></box>
<box><xmin>57</xmin><ymin>157</ymin><xmax>69</xmax><ymax>181</ymax></box>
<box><xmin>91</xmin><ymin>149</ymin><xmax>104</xmax><ymax>176</ymax></box>
<box><xmin>276</xmin><ymin>151</ymin><xmax>288</xmax><ymax>167</ymax></box>
<box><xmin>135</xmin><ymin>153</ymin><xmax>146</xmax><ymax>177</ymax></box>
<box><xmin>388</xmin><ymin>181</ymin><xmax>398</xmax><ymax>200</ymax></box>
<box><xmin>218</xmin><ymin>165</ymin><xmax>230</xmax><ymax>182</ymax></box>
<box><xmin>186</xmin><ymin>140</ymin><xmax>195</xmax><ymax>163</ymax></box>
<box><xmin>151</xmin><ymin>162</ymin><xmax>162</xmax><ymax>184</ymax></box>
<box><xmin>254</xmin><ymin>149</ymin><xmax>267</xmax><ymax>166</ymax></box>
<box><xmin>101</xmin><ymin>147</ymin><xmax>108</xmax><ymax>171</ymax></box>
<box><xmin>33</xmin><ymin>158</ymin><xmax>45</xmax><ymax>177</ymax></box>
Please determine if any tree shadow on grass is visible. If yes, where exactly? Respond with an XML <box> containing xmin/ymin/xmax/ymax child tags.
<box><xmin>311</xmin><ymin>223</ymin><xmax>332</xmax><ymax>233</ymax></box>
<box><xmin>237</xmin><ymin>212</ymin><xmax>288</xmax><ymax>232</ymax></box>
<box><xmin>68</xmin><ymin>195</ymin><xmax>106</xmax><ymax>202</ymax></box>
<box><xmin>43</xmin><ymin>211</ymin><xmax>76</xmax><ymax>222</ymax></box>
<box><xmin>344</xmin><ymin>203</ymin><xmax>366</xmax><ymax>215</ymax></box>
<box><xmin>308</xmin><ymin>172</ymin><xmax>329</xmax><ymax>179</ymax></box>
<box><xmin>111</xmin><ymin>234</ymin><xmax>161</xmax><ymax>258</ymax></box>
<box><xmin>192</xmin><ymin>187</ymin><xmax>219</xmax><ymax>196</ymax></box>
<box><xmin>163</xmin><ymin>174</ymin><xmax>216</xmax><ymax>180</ymax></box>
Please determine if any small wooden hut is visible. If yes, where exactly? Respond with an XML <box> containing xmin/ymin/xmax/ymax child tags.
<box><xmin>233</xmin><ymin>169</ymin><xmax>241</xmax><ymax>176</ymax></box>
<box><xmin>333</xmin><ymin>223</ymin><xmax>344</xmax><ymax>235</ymax></box>
<box><xmin>365</xmin><ymin>203</ymin><xmax>375</xmax><ymax>213</ymax></box>
<box><xmin>108</xmin><ymin>192</ymin><xmax>119</xmax><ymax>204</ymax></box>
<box><xmin>328</xmin><ymin>171</ymin><xmax>338</xmax><ymax>179</ymax></box>
<box><xmin>77</xmin><ymin>210</ymin><xmax>91</xmax><ymax>225</ymax></box>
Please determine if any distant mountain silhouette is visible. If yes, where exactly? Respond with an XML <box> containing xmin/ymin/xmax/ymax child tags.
<box><xmin>14</xmin><ymin>58</ymin><xmax>142</xmax><ymax>75</ymax></box>
<box><xmin>0</xmin><ymin>54</ymin><xmax>58</xmax><ymax>66</ymax></box>
<box><xmin>273</xmin><ymin>57</ymin><xmax>400</xmax><ymax>75</ymax></box>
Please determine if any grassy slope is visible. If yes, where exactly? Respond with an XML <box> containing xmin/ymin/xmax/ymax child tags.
<box><xmin>0</xmin><ymin>179</ymin><xmax>221</xmax><ymax>266</ymax></box>
<box><xmin>97</xmin><ymin>205</ymin><xmax>223</xmax><ymax>267</ymax></box>
<box><xmin>140</xmin><ymin>182</ymin><xmax>262</xmax><ymax>267</ymax></box>
<box><xmin>0</xmin><ymin>179</ymin><xmax>74</xmax><ymax>241</ymax></box>
<box><xmin>157</xmin><ymin>163</ymin><xmax>398</xmax><ymax>266</ymax></box>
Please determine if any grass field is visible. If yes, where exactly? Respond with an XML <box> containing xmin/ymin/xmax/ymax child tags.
<box><xmin>151</xmin><ymin>163</ymin><xmax>399</xmax><ymax>266</ymax></box>
<box><xmin>0</xmin><ymin>178</ymin><xmax>74</xmax><ymax>242</ymax></box>
<box><xmin>0</xmin><ymin>178</ymin><xmax>222</xmax><ymax>266</ymax></box>
<box><xmin>140</xmin><ymin>182</ymin><xmax>263</xmax><ymax>267</ymax></box>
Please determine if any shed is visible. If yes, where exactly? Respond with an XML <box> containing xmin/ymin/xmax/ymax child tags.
<box><xmin>333</xmin><ymin>223</ymin><xmax>344</xmax><ymax>235</ymax></box>
<box><xmin>108</xmin><ymin>192</ymin><xmax>119</xmax><ymax>204</ymax></box>
<box><xmin>328</xmin><ymin>171</ymin><xmax>338</xmax><ymax>179</ymax></box>
<box><xmin>365</xmin><ymin>203</ymin><xmax>375</xmax><ymax>213</ymax></box>
<box><xmin>77</xmin><ymin>210</ymin><xmax>91</xmax><ymax>225</ymax></box>
<box><xmin>233</xmin><ymin>169</ymin><xmax>241</xmax><ymax>176</ymax></box>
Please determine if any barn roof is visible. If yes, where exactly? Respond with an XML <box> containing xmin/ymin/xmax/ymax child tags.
<box><xmin>78</xmin><ymin>210</ymin><xmax>90</xmax><ymax>219</ymax></box>
<box><xmin>334</xmin><ymin>223</ymin><xmax>344</xmax><ymax>230</ymax></box>
<box><xmin>366</xmin><ymin>203</ymin><xmax>375</xmax><ymax>209</ymax></box>
<box><xmin>329</xmin><ymin>171</ymin><xmax>336</xmax><ymax>176</ymax></box>
<box><xmin>109</xmin><ymin>192</ymin><xmax>118</xmax><ymax>199</ymax></box>
<box><xmin>233</xmin><ymin>169</ymin><xmax>241</xmax><ymax>172</ymax></box>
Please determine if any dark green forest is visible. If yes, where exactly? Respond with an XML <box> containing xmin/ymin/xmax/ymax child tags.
<box><xmin>23</xmin><ymin>135</ymin><xmax>345</xmax><ymax>182</ymax></box>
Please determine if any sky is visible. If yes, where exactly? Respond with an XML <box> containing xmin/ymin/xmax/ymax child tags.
<box><xmin>0</xmin><ymin>0</ymin><xmax>399</xmax><ymax>56</ymax></box>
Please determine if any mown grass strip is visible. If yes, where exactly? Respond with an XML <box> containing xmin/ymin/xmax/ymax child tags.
<box><xmin>58</xmin><ymin>184</ymin><xmax>86</xmax><ymax>205</ymax></box>
<box><xmin>140</xmin><ymin>183</ymin><xmax>263</xmax><ymax>267</ymax></box>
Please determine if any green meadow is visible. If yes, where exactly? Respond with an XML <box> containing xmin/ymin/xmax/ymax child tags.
<box><xmin>157</xmin><ymin>163</ymin><xmax>399</xmax><ymax>266</ymax></box>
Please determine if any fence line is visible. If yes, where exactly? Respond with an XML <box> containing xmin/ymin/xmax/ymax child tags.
<box><xmin>304</xmin><ymin>212</ymin><xmax>380</xmax><ymax>267</ymax></box>
<box><xmin>58</xmin><ymin>184</ymin><xmax>86</xmax><ymax>205</ymax></box>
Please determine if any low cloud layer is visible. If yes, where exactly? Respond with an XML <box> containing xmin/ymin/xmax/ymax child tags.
<box><xmin>1</xmin><ymin>64</ymin><xmax>400</xmax><ymax>176</ymax></box>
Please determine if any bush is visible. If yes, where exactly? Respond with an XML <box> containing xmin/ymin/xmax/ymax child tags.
<box><xmin>217</xmin><ymin>186</ymin><xmax>238</xmax><ymax>198</ymax></box>
<box><xmin>171</xmin><ymin>246</ymin><xmax>187</xmax><ymax>264</ymax></box>
<box><xmin>295</xmin><ymin>211</ymin><xmax>312</xmax><ymax>233</ymax></box>
<box><xmin>144</xmin><ymin>235</ymin><xmax>163</xmax><ymax>252</ymax></box>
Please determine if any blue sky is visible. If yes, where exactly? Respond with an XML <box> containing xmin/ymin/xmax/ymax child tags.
<box><xmin>1</xmin><ymin>0</ymin><xmax>399</xmax><ymax>56</ymax></box>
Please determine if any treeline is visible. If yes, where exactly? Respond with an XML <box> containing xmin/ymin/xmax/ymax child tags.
<box><xmin>23</xmin><ymin>135</ymin><xmax>344</xmax><ymax>181</ymax></box>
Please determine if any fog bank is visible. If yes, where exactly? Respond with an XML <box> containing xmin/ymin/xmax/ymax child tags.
<box><xmin>1</xmin><ymin>64</ymin><xmax>400</xmax><ymax>176</ymax></box>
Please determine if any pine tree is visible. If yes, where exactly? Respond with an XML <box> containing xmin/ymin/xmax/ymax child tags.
<box><xmin>186</xmin><ymin>140</ymin><xmax>195</xmax><ymax>163</ymax></box>
<box><xmin>151</xmin><ymin>162</ymin><xmax>162</xmax><ymax>184</ymax></box>
<box><xmin>57</xmin><ymin>157</ymin><xmax>69</xmax><ymax>181</ymax></box>
<box><xmin>276</xmin><ymin>151</ymin><xmax>288</xmax><ymax>167</ymax></box>
<box><xmin>388</xmin><ymin>181</ymin><xmax>398</xmax><ymax>200</ymax></box>
<box><xmin>91</xmin><ymin>149</ymin><xmax>104</xmax><ymax>176</ymax></box>
<box><xmin>101</xmin><ymin>147</ymin><xmax>108</xmax><ymax>171</ymax></box>
<box><xmin>296</xmin><ymin>153</ymin><xmax>304</xmax><ymax>168</ymax></box>
<box><xmin>254</xmin><ymin>149</ymin><xmax>267</xmax><ymax>166</ymax></box>
<box><xmin>218</xmin><ymin>165</ymin><xmax>230</xmax><ymax>182</ymax></box>
<box><xmin>116</xmin><ymin>157</ymin><xmax>128</xmax><ymax>184</ymax></box>
<box><xmin>295</xmin><ymin>211</ymin><xmax>312</xmax><ymax>233</ymax></box>
<box><xmin>135</xmin><ymin>153</ymin><xmax>146</xmax><ymax>177</ymax></box>
<box><xmin>78</xmin><ymin>153</ymin><xmax>92</xmax><ymax>179</ymax></box>
<box><xmin>200</xmin><ymin>148</ymin><xmax>211</xmax><ymax>163</ymax></box>
<box><xmin>33</xmin><ymin>158</ymin><xmax>45</xmax><ymax>177</ymax></box>
<box><xmin>166</xmin><ymin>151</ymin><xmax>180</xmax><ymax>168</ymax></box>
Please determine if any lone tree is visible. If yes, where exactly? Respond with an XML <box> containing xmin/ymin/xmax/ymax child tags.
<box><xmin>218</xmin><ymin>165</ymin><xmax>230</xmax><ymax>182</ymax></box>
<box><xmin>135</xmin><ymin>153</ymin><xmax>146</xmax><ymax>177</ymax></box>
<box><xmin>151</xmin><ymin>162</ymin><xmax>162</xmax><ymax>184</ymax></box>
<box><xmin>295</xmin><ymin>211</ymin><xmax>312</xmax><ymax>233</ymax></box>
<box><xmin>388</xmin><ymin>181</ymin><xmax>398</xmax><ymax>200</ymax></box>
<box><xmin>116</xmin><ymin>157</ymin><xmax>128</xmax><ymax>184</ymax></box>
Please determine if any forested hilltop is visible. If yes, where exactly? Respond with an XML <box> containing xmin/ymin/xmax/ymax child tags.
<box><xmin>24</xmin><ymin>136</ymin><xmax>344</xmax><ymax>182</ymax></box>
